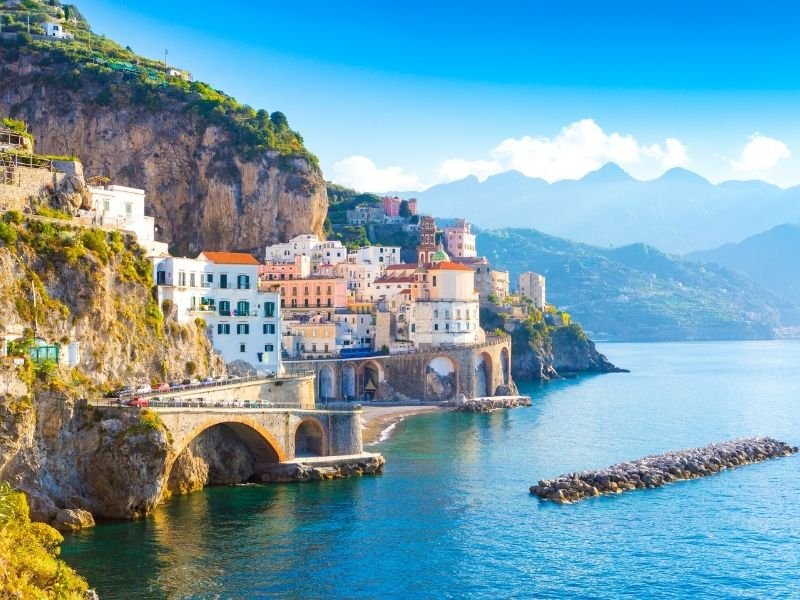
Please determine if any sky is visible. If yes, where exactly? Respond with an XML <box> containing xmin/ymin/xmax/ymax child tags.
<box><xmin>75</xmin><ymin>1</ymin><xmax>800</xmax><ymax>191</ymax></box>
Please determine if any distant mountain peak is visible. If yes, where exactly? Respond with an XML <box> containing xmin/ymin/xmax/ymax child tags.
<box><xmin>579</xmin><ymin>162</ymin><xmax>634</xmax><ymax>183</ymax></box>
<box><xmin>656</xmin><ymin>167</ymin><xmax>710</xmax><ymax>185</ymax></box>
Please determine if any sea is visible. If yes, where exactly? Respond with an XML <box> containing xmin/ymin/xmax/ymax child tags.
<box><xmin>61</xmin><ymin>341</ymin><xmax>800</xmax><ymax>599</ymax></box>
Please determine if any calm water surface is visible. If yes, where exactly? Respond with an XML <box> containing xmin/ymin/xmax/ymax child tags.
<box><xmin>62</xmin><ymin>341</ymin><xmax>800</xmax><ymax>598</ymax></box>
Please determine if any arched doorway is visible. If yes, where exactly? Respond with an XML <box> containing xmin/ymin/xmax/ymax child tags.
<box><xmin>475</xmin><ymin>352</ymin><xmax>492</xmax><ymax>397</ymax></box>
<box><xmin>342</xmin><ymin>364</ymin><xmax>356</xmax><ymax>400</ymax></box>
<box><xmin>426</xmin><ymin>356</ymin><xmax>456</xmax><ymax>401</ymax></box>
<box><xmin>319</xmin><ymin>365</ymin><xmax>335</xmax><ymax>401</ymax></box>
<box><xmin>362</xmin><ymin>361</ymin><xmax>382</xmax><ymax>400</ymax></box>
<box><xmin>501</xmin><ymin>347</ymin><xmax>510</xmax><ymax>385</ymax></box>
<box><xmin>295</xmin><ymin>419</ymin><xmax>325</xmax><ymax>457</ymax></box>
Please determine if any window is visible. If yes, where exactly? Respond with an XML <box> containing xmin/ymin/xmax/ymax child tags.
<box><xmin>237</xmin><ymin>274</ymin><xmax>250</xmax><ymax>290</ymax></box>
<box><xmin>292</xmin><ymin>287</ymin><xmax>298</xmax><ymax>296</ymax></box>
<box><xmin>291</xmin><ymin>299</ymin><xmax>297</xmax><ymax>307</ymax></box>
<box><xmin>433</xmin><ymin>276</ymin><xmax>437</xmax><ymax>286</ymax></box>
<box><xmin>236</xmin><ymin>301</ymin><xmax>250</xmax><ymax>316</ymax></box>
<box><xmin>327</xmin><ymin>285</ymin><xmax>332</xmax><ymax>294</ymax></box>
<box><xmin>263</xmin><ymin>323</ymin><xmax>275</xmax><ymax>334</ymax></box>
<box><xmin>316</xmin><ymin>286</ymin><xmax>321</xmax><ymax>295</ymax></box>
<box><xmin>189</xmin><ymin>272</ymin><xmax>196</xmax><ymax>287</ymax></box>
<box><xmin>434</xmin><ymin>324</ymin><xmax>439</xmax><ymax>331</ymax></box>
<box><xmin>304</xmin><ymin>299</ymin><xmax>309</xmax><ymax>307</ymax></box>
<box><xmin>327</xmin><ymin>299</ymin><xmax>332</xmax><ymax>307</ymax></box>
<box><xmin>217</xmin><ymin>323</ymin><xmax>230</xmax><ymax>334</ymax></box>
<box><xmin>218</xmin><ymin>300</ymin><xmax>230</xmax><ymax>316</ymax></box>
<box><xmin>156</xmin><ymin>270</ymin><xmax>166</xmax><ymax>285</ymax></box>
<box><xmin>207</xmin><ymin>274</ymin><xmax>214</xmax><ymax>285</ymax></box>
<box><xmin>220</xmin><ymin>274</ymin><xmax>228</xmax><ymax>289</ymax></box>
<box><xmin>178</xmin><ymin>271</ymin><xmax>186</xmax><ymax>286</ymax></box>
<box><xmin>411</xmin><ymin>324</ymin><xmax>416</xmax><ymax>333</ymax></box>
<box><xmin>304</xmin><ymin>286</ymin><xmax>309</xmax><ymax>295</ymax></box>
<box><xmin>434</xmin><ymin>309</ymin><xmax>439</xmax><ymax>318</ymax></box>
<box><xmin>240</xmin><ymin>344</ymin><xmax>246</xmax><ymax>353</ymax></box>
<box><xmin>237</xmin><ymin>323</ymin><xmax>250</xmax><ymax>335</ymax></box>
<box><xmin>265</xmin><ymin>302</ymin><xmax>275</xmax><ymax>317</ymax></box>
<box><xmin>264</xmin><ymin>344</ymin><xmax>274</xmax><ymax>352</ymax></box>
<box><xmin>316</xmin><ymin>299</ymin><xmax>321</xmax><ymax>307</ymax></box>
<box><xmin>125</xmin><ymin>202</ymin><xmax>132</xmax><ymax>216</ymax></box>
<box><xmin>324</xmin><ymin>344</ymin><xmax>329</xmax><ymax>353</ymax></box>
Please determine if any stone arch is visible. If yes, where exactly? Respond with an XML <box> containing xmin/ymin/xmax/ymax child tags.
<box><xmin>172</xmin><ymin>416</ymin><xmax>286</xmax><ymax>467</ymax></box>
<box><xmin>361</xmin><ymin>360</ymin><xmax>383</xmax><ymax>400</ymax></box>
<box><xmin>294</xmin><ymin>418</ymin><xmax>326</xmax><ymax>457</ymax></box>
<box><xmin>501</xmin><ymin>347</ymin><xmax>510</xmax><ymax>385</ymax></box>
<box><xmin>475</xmin><ymin>352</ymin><xmax>493</xmax><ymax>397</ymax></box>
<box><xmin>426</xmin><ymin>355</ymin><xmax>457</xmax><ymax>401</ymax></box>
<box><xmin>319</xmin><ymin>365</ymin><xmax>335</xmax><ymax>400</ymax></box>
<box><xmin>342</xmin><ymin>363</ymin><xmax>356</xmax><ymax>400</ymax></box>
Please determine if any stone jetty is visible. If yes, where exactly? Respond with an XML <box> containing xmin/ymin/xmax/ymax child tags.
<box><xmin>530</xmin><ymin>437</ymin><xmax>798</xmax><ymax>504</ymax></box>
<box><xmin>448</xmin><ymin>395</ymin><xmax>532</xmax><ymax>413</ymax></box>
<box><xmin>257</xmin><ymin>454</ymin><xmax>385</xmax><ymax>483</ymax></box>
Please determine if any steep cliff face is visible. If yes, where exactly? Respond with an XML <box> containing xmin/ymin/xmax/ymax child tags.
<box><xmin>0</xmin><ymin>217</ymin><xmax>224</xmax><ymax>522</ymax></box>
<box><xmin>0</xmin><ymin>49</ymin><xmax>327</xmax><ymax>255</ymax></box>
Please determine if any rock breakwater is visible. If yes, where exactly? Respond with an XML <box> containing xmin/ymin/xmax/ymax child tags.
<box><xmin>530</xmin><ymin>437</ymin><xmax>798</xmax><ymax>504</ymax></box>
<box><xmin>257</xmin><ymin>455</ymin><xmax>385</xmax><ymax>483</ymax></box>
<box><xmin>450</xmin><ymin>396</ymin><xmax>532</xmax><ymax>413</ymax></box>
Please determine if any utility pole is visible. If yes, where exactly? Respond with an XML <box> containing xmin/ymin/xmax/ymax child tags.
<box><xmin>27</xmin><ymin>13</ymin><xmax>30</xmax><ymax>34</ymax></box>
<box><xmin>164</xmin><ymin>48</ymin><xmax>168</xmax><ymax>71</ymax></box>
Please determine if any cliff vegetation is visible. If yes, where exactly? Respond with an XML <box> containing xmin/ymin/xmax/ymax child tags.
<box><xmin>0</xmin><ymin>482</ymin><xmax>91</xmax><ymax>599</ymax></box>
<box><xmin>0</xmin><ymin>0</ymin><xmax>327</xmax><ymax>254</ymax></box>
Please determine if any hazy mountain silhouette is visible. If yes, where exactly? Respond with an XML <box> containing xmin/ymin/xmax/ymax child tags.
<box><xmin>687</xmin><ymin>224</ymin><xmax>800</xmax><ymax>305</ymax></box>
<box><xmin>409</xmin><ymin>164</ymin><xmax>799</xmax><ymax>253</ymax></box>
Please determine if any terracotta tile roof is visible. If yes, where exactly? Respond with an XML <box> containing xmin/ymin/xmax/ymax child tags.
<box><xmin>427</xmin><ymin>261</ymin><xmax>473</xmax><ymax>271</ymax></box>
<box><xmin>375</xmin><ymin>276</ymin><xmax>417</xmax><ymax>284</ymax></box>
<box><xmin>199</xmin><ymin>251</ymin><xmax>260</xmax><ymax>265</ymax></box>
<box><xmin>386</xmin><ymin>263</ymin><xmax>417</xmax><ymax>270</ymax></box>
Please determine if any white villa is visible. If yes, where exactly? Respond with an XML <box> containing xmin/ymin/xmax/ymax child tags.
<box><xmin>152</xmin><ymin>251</ymin><xmax>282</xmax><ymax>374</ymax></box>
<box><xmin>43</xmin><ymin>22</ymin><xmax>74</xmax><ymax>39</ymax></box>
<box><xmin>88</xmin><ymin>184</ymin><xmax>168</xmax><ymax>257</ymax></box>
<box><xmin>265</xmin><ymin>234</ymin><xmax>347</xmax><ymax>270</ymax></box>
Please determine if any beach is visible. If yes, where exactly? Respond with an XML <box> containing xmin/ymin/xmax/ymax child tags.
<box><xmin>361</xmin><ymin>405</ymin><xmax>446</xmax><ymax>445</ymax></box>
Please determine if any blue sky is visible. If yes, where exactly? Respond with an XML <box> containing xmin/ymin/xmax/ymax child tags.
<box><xmin>77</xmin><ymin>1</ymin><xmax>800</xmax><ymax>190</ymax></box>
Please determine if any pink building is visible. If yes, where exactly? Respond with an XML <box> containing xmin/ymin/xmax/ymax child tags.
<box><xmin>382</xmin><ymin>196</ymin><xmax>418</xmax><ymax>217</ymax></box>
<box><xmin>275</xmin><ymin>277</ymin><xmax>348</xmax><ymax>310</ymax></box>
<box><xmin>443</xmin><ymin>219</ymin><xmax>477</xmax><ymax>258</ymax></box>
<box><xmin>258</xmin><ymin>255</ymin><xmax>311</xmax><ymax>280</ymax></box>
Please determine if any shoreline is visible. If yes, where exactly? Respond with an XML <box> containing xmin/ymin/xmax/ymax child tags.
<box><xmin>361</xmin><ymin>405</ymin><xmax>447</xmax><ymax>445</ymax></box>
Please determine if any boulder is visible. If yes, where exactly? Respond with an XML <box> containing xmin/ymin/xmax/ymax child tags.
<box><xmin>53</xmin><ymin>508</ymin><xmax>95</xmax><ymax>532</ymax></box>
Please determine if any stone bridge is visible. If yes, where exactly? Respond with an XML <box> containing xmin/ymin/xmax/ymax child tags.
<box><xmin>289</xmin><ymin>335</ymin><xmax>513</xmax><ymax>402</ymax></box>
<box><xmin>155</xmin><ymin>406</ymin><xmax>364</xmax><ymax>474</ymax></box>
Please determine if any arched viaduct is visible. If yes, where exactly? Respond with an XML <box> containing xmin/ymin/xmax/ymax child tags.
<box><xmin>290</xmin><ymin>335</ymin><xmax>513</xmax><ymax>402</ymax></box>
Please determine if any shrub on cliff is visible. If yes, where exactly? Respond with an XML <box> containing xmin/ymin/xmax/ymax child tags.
<box><xmin>0</xmin><ymin>482</ymin><xmax>90</xmax><ymax>599</ymax></box>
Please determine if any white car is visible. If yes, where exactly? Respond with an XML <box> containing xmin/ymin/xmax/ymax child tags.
<box><xmin>135</xmin><ymin>383</ymin><xmax>152</xmax><ymax>394</ymax></box>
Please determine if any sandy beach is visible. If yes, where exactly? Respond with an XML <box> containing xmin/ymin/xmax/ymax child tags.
<box><xmin>361</xmin><ymin>405</ymin><xmax>447</xmax><ymax>445</ymax></box>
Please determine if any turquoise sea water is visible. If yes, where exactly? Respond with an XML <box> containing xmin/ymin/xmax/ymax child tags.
<box><xmin>62</xmin><ymin>341</ymin><xmax>800</xmax><ymax>599</ymax></box>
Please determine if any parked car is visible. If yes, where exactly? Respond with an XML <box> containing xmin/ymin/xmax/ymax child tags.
<box><xmin>170</xmin><ymin>381</ymin><xmax>184</xmax><ymax>389</ymax></box>
<box><xmin>265</xmin><ymin>371</ymin><xmax>277</xmax><ymax>379</ymax></box>
<box><xmin>126</xmin><ymin>397</ymin><xmax>149</xmax><ymax>408</ymax></box>
<box><xmin>135</xmin><ymin>383</ymin><xmax>152</xmax><ymax>394</ymax></box>
<box><xmin>110</xmin><ymin>386</ymin><xmax>134</xmax><ymax>398</ymax></box>
<box><xmin>155</xmin><ymin>382</ymin><xmax>170</xmax><ymax>392</ymax></box>
<box><xmin>203</xmin><ymin>376</ymin><xmax>215</xmax><ymax>384</ymax></box>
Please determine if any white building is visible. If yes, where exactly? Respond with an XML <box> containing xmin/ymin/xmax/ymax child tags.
<box><xmin>412</xmin><ymin>261</ymin><xmax>482</xmax><ymax>348</ymax></box>
<box><xmin>332</xmin><ymin>311</ymin><xmax>375</xmax><ymax>352</ymax></box>
<box><xmin>351</xmin><ymin>245</ymin><xmax>401</xmax><ymax>267</ymax></box>
<box><xmin>43</xmin><ymin>22</ymin><xmax>74</xmax><ymax>39</ymax></box>
<box><xmin>89</xmin><ymin>184</ymin><xmax>168</xmax><ymax>256</ymax></box>
<box><xmin>519</xmin><ymin>271</ymin><xmax>546</xmax><ymax>309</ymax></box>
<box><xmin>152</xmin><ymin>251</ymin><xmax>281</xmax><ymax>374</ymax></box>
<box><xmin>265</xmin><ymin>234</ymin><xmax>347</xmax><ymax>269</ymax></box>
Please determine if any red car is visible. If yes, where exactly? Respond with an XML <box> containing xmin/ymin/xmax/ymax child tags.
<box><xmin>155</xmin><ymin>382</ymin><xmax>170</xmax><ymax>392</ymax></box>
<box><xmin>126</xmin><ymin>397</ymin><xmax>149</xmax><ymax>408</ymax></box>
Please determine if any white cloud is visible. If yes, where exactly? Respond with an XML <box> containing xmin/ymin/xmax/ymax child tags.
<box><xmin>331</xmin><ymin>155</ymin><xmax>423</xmax><ymax>192</ymax></box>
<box><xmin>330</xmin><ymin>119</ymin><xmax>691</xmax><ymax>191</ymax></box>
<box><xmin>730</xmin><ymin>134</ymin><xmax>790</xmax><ymax>172</ymax></box>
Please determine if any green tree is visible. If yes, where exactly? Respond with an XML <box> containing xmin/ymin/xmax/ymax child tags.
<box><xmin>399</xmin><ymin>200</ymin><xmax>411</xmax><ymax>218</ymax></box>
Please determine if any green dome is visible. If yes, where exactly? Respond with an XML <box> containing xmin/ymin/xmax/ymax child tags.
<box><xmin>431</xmin><ymin>245</ymin><xmax>450</xmax><ymax>263</ymax></box>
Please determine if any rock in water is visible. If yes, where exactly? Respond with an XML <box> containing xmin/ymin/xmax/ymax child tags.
<box><xmin>53</xmin><ymin>508</ymin><xmax>95</xmax><ymax>532</ymax></box>
<box><xmin>530</xmin><ymin>437</ymin><xmax>798</xmax><ymax>503</ymax></box>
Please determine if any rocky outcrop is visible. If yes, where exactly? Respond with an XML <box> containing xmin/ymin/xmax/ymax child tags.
<box><xmin>52</xmin><ymin>508</ymin><xmax>95</xmax><ymax>531</ymax></box>
<box><xmin>448</xmin><ymin>395</ymin><xmax>532</xmax><ymax>412</ymax></box>
<box><xmin>530</xmin><ymin>437</ymin><xmax>798</xmax><ymax>504</ymax></box>
<box><xmin>550</xmin><ymin>326</ymin><xmax>627</xmax><ymax>376</ymax></box>
<box><xmin>0</xmin><ymin>51</ymin><xmax>327</xmax><ymax>255</ymax></box>
<box><xmin>258</xmin><ymin>455</ymin><xmax>385</xmax><ymax>482</ymax></box>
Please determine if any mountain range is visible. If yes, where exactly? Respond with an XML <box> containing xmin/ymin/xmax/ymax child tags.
<box><xmin>407</xmin><ymin>165</ymin><xmax>800</xmax><ymax>254</ymax></box>
<box><xmin>475</xmin><ymin>227</ymin><xmax>800</xmax><ymax>341</ymax></box>
<box><xmin>687</xmin><ymin>224</ymin><xmax>800</xmax><ymax>307</ymax></box>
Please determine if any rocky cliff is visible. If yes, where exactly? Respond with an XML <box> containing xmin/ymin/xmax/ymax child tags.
<box><xmin>0</xmin><ymin>215</ymin><xmax>224</xmax><ymax>523</ymax></box>
<box><xmin>481</xmin><ymin>308</ymin><xmax>625</xmax><ymax>380</ymax></box>
<box><xmin>0</xmin><ymin>36</ymin><xmax>327</xmax><ymax>255</ymax></box>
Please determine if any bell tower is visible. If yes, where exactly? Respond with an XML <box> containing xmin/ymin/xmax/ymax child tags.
<box><xmin>417</xmin><ymin>216</ymin><xmax>437</xmax><ymax>265</ymax></box>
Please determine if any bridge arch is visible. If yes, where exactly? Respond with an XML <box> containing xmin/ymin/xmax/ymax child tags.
<box><xmin>426</xmin><ymin>355</ymin><xmax>457</xmax><ymax>401</ymax></box>
<box><xmin>342</xmin><ymin>363</ymin><xmax>356</xmax><ymax>400</ymax></box>
<box><xmin>319</xmin><ymin>365</ymin><xmax>336</xmax><ymax>400</ymax></box>
<box><xmin>171</xmin><ymin>416</ymin><xmax>287</xmax><ymax>467</ymax></box>
<box><xmin>475</xmin><ymin>352</ymin><xmax>493</xmax><ymax>397</ymax></box>
<box><xmin>500</xmin><ymin>347</ymin><xmax>510</xmax><ymax>385</ymax></box>
<box><xmin>294</xmin><ymin>417</ymin><xmax>326</xmax><ymax>457</ymax></box>
<box><xmin>360</xmin><ymin>360</ymin><xmax>383</xmax><ymax>400</ymax></box>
